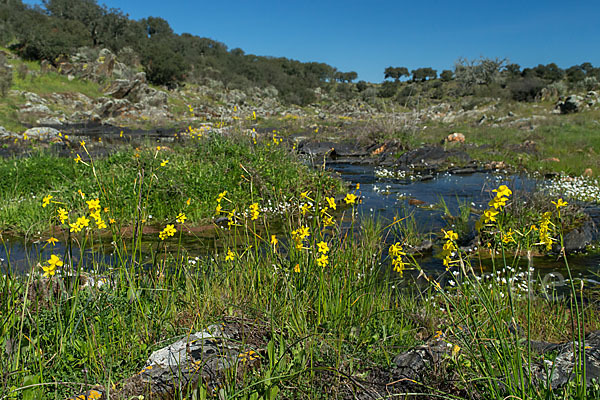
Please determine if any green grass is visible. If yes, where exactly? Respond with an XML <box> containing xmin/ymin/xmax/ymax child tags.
<box><xmin>1</xmin><ymin>164</ymin><xmax>597</xmax><ymax>398</ymax></box>
<box><xmin>0</xmin><ymin>133</ymin><xmax>342</xmax><ymax>236</ymax></box>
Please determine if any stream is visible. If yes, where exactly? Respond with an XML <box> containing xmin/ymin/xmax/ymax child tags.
<box><xmin>2</xmin><ymin>163</ymin><xmax>600</xmax><ymax>285</ymax></box>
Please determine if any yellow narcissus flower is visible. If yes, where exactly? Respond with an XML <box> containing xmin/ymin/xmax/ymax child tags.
<box><xmin>216</xmin><ymin>190</ymin><xmax>227</xmax><ymax>202</ymax></box>
<box><xmin>389</xmin><ymin>242</ymin><xmax>405</xmax><ymax>257</ymax></box>
<box><xmin>86</xmin><ymin>198</ymin><xmax>100</xmax><ymax>211</ymax></box>
<box><xmin>57</xmin><ymin>208</ymin><xmax>68</xmax><ymax>224</ymax></box>
<box><xmin>317</xmin><ymin>241</ymin><xmax>329</xmax><ymax>254</ymax></box>
<box><xmin>270</xmin><ymin>235</ymin><xmax>278</xmax><ymax>246</ymax></box>
<box><xmin>492</xmin><ymin>185</ymin><xmax>512</xmax><ymax>198</ymax></box>
<box><xmin>46</xmin><ymin>237</ymin><xmax>59</xmax><ymax>246</ymax></box>
<box><xmin>42</xmin><ymin>194</ymin><xmax>53</xmax><ymax>208</ymax></box>
<box><xmin>249</xmin><ymin>203</ymin><xmax>259</xmax><ymax>220</ymax></box>
<box><xmin>552</xmin><ymin>198</ymin><xmax>568</xmax><ymax>209</ymax></box>
<box><xmin>160</xmin><ymin>159</ymin><xmax>169</xmax><ymax>167</ymax></box>
<box><xmin>225</xmin><ymin>249</ymin><xmax>235</xmax><ymax>261</ymax></box>
<box><xmin>74</xmin><ymin>154</ymin><xmax>82</xmax><ymax>163</ymax></box>
<box><xmin>159</xmin><ymin>224</ymin><xmax>176</xmax><ymax>240</ymax></box>
<box><xmin>325</xmin><ymin>197</ymin><xmax>336</xmax><ymax>210</ymax></box>
<box><xmin>176</xmin><ymin>212</ymin><xmax>187</xmax><ymax>224</ymax></box>
<box><xmin>77</xmin><ymin>216</ymin><xmax>90</xmax><ymax>228</ymax></box>
<box><xmin>443</xmin><ymin>230</ymin><xmax>458</xmax><ymax>241</ymax></box>
<box><xmin>488</xmin><ymin>196</ymin><xmax>508</xmax><ymax>209</ymax></box>
<box><xmin>344</xmin><ymin>193</ymin><xmax>357</xmax><ymax>205</ymax></box>
<box><xmin>42</xmin><ymin>255</ymin><xmax>63</xmax><ymax>277</ymax></box>
<box><xmin>483</xmin><ymin>209</ymin><xmax>499</xmax><ymax>224</ymax></box>
<box><xmin>316</xmin><ymin>254</ymin><xmax>329</xmax><ymax>267</ymax></box>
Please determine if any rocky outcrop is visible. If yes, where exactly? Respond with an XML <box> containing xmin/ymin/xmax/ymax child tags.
<box><xmin>66</xmin><ymin>319</ymin><xmax>267</xmax><ymax>400</ymax></box>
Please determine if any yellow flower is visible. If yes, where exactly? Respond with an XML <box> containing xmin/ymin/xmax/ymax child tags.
<box><xmin>392</xmin><ymin>257</ymin><xmax>405</xmax><ymax>276</ymax></box>
<box><xmin>186</xmin><ymin>197</ymin><xmax>191</xmax><ymax>206</ymax></box>
<box><xmin>389</xmin><ymin>242</ymin><xmax>405</xmax><ymax>257</ymax></box>
<box><xmin>488</xmin><ymin>196</ymin><xmax>508</xmax><ymax>209</ymax></box>
<box><xmin>502</xmin><ymin>230</ymin><xmax>515</xmax><ymax>244</ymax></box>
<box><xmin>42</xmin><ymin>194</ymin><xmax>53</xmax><ymax>208</ymax></box>
<box><xmin>57</xmin><ymin>207</ymin><xmax>68</xmax><ymax>224</ymax></box>
<box><xmin>492</xmin><ymin>185</ymin><xmax>512</xmax><ymax>198</ymax></box>
<box><xmin>316</xmin><ymin>253</ymin><xmax>329</xmax><ymax>267</ymax></box>
<box><xmin>249</xmin><ymin>203</ymin><xmax>259</xmax><ymax>220</ymax></box>
<box><xmin>215</xmin><ymin>203</ymin><xmax>222</xmax><ymax>215</ymax></box>
<box><xmin>74</xmin><ymin>154</ymin><xmax>82</xmax><ymax>163</ymax></box>
<box><xmin>43</xmin><ymin>255</ymin><xmax>63</xmax><ymax>277</ymax></box>
<box><xmin>109</xmin><ymin>218</ymin><xmax>116</xmax><ymax>224</ymax></box>
<box><xmin>325</xmin><ymin>197</ymin><xmax>336</xmax><ymax>210</ymax></box>
<box><xmin>225</xmin><ymin>249</ymin><xmax>235</xmax><ymax>261</ymax></box>
<box><xmin>317</xmin><ymin>241</ymin><xmax>329</xmax><ymax>254</ymax></box>
<box><xmin>176</xmin><ymin>212</ymin><xmax>187</xmax><ymax>224</ymax></box>
<box><xmin>96</xmin><ymin>219</ymin><xmax>107</xmax><ymax>229</ymax></box>
<box><xmin>159</xmin><ymin>224</ymin><xmax>176</xmax><ymax>240</ymax></box>
<box><xmin>216</xmin><ymin>190</ymin><xmax>228</xmax><ymax>202</ymax></box>
<box><xmin>300</xmin><ymin>203</ymin><xmax>311</xmax><ymax>215</ymax></box>
<box><xmin>69</xmin><ymin>221</ymin><xmax>82</xmax><ymax>233</ymax></box>
<box><xmin>300</xmin><ymin>191</ymin><xmax>311</xmax><ymax>200</ymax></box>
<box><xmin>323</xmin><ymin>215</ymin><xmax>335</xmax><ymax>227</ymax></box>
<box><xmin>552</xmin><ymin>198</ymin><xmax>568</xmax><ymax>209</ymax></box>
<box><xmin>77</xmin><ymin>216</ymin><xmax>90</xmax><ymax>228</ymax></box>
<box><xmin>80</xmin><ymin>140</ymin><xmax>86</xmax><ymax>147</ymax></box>
<box><xmin>355</xmin><ymin>183</ymin><xmax>360</xmax><ymax>190</ymax></box>
<box><xmin>443</xmin><ymin>230</ymin><xmax>458</xmax><ymax>241</ymax></box>
<box><xmin>270</xmin><ymin>235</ymin><xmax>278</xmax><ymax>246</ymax></box>
<box><xmin>46</xmin><ymin>237</ymin><xmax>59</xmax><ymax>246</ymax></box>
<box><xmin>160</xmin><ymin>159</ymin><xmax>169</xmax><ymax>167</ymax></box>
<box><xmin>344</xmin><ymin>193</ymin><xmax>357</xmax><ymax>205</ymax></box>
<box><xmin>483</xmin><ymin>209</ymin><xmax>499</xmax><ymax>224</ymax></box>
<box><xmin>294</xmin><ymin>264</ymin><xmax>300</xmax><ymax>273</ymax></box>
<box><xmin>86</xmin><ymin>198</ymin><xmax>100</xmax><ymax>211</ymax></box>
<box><xmin>78</xmin><ymin>190</ymin><xmax>85</xmax><ymax>199</ymax></box>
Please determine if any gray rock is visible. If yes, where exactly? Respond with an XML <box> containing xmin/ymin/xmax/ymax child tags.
<box><xmin>23</xmin><ymin>127</ymin><xmax>61</xmax><ymax>140</ymax></box>
<box><xmin>392</xmin><ymin>339</ymin><xmax>451</xmax><ymax>382</ymax></box>
<box><xmin>66</xmin><ymin>321</ymin><xmax>264</xmax><ymax>399</ymax></box>
<box><xmin>532</xmin><ymin>330</ymin><xmax>600</xmax><ymax>389</ymax></box>
<box><xmin>0</xmin><ymin>126</ymin><xmax>13</xmax><ymax>138</ymax></box>
<box><xmin>558</xmin><ymin>95</ymin><xmax>584</xmax><ymax>114</ymax></box>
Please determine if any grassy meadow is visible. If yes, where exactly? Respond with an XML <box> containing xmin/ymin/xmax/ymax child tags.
<box><xmin>1</xmin><ymin>129</ymin><xmax>599</xmax><ymax>399</ymax></box>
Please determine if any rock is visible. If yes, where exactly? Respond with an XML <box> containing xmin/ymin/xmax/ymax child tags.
<box><xmin>395</xmin><ymin>145</ymin><xmax>470</xmax><ymax>171</ymax></box>
<box><xmin>103</xmin><ymin>78</ymin><xmax>143</xmax><ymax>99</ymax></box>
<box><xmin>555</xmin><ymin>218</ymin><xmax>596</xmax><ymax>253</ymax></box>
<box><xmin>557</xmin><ymin>95</ymin><xmax>584</xmax><ymax>114</ymax></box>
<box><xmin>445</xmin><ymin>132</ymin><xmax>465</xmax><ymax>143</ymax></box>
<box><xmin>0</xmin><ymin>126</ymin><xmax>13</xmax><ymax>139</ymax></box>
<box><xmin>94</xmin><ymin>98</ymin><xmax>132</xmax><ymax>118</ymax></box>
<box><xmin>532</xmin><ymin>330</ymin><xmax>600</xmax><ymax>389</ymax></box>
<box><xmin>392</xmin><ymin>339</ymin><xmax>451</xmax><ymax>382</ymax></box>
<box><xmin>20</xmin><ymin>103</ymin><xmax>51</xmax><ymax>114</ymax></box>
<box><xmin>23</xmin><ymin>127</ymin><xmax>61</xmax><ymax>141</ymax></box>
<box><xmin>66</xmin><ymin>320</ymin><xmax>266</xmax><ymax>400</ymax></box>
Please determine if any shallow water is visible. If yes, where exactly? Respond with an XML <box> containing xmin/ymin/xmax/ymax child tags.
<box><xmin>2</xmin><ymin>164</ymin><xmax>599</xmax><ymax>282</ymax></box>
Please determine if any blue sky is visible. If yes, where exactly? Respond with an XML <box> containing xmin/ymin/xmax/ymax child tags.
<box><xmin>24</xmin><ymin>0</ymin><xmax>600</xmax><ymax>82</ymax></box>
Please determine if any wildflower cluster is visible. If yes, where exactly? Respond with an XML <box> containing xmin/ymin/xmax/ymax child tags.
<box><xmin>88</xmin><ymin>199</ymin><xmax>107</xmax><ymax>229</ymax></box>
<box><xmin>440</xmin><ymin>230</ymin><xmax>458</xmax><ymax>270</ymax></box>
<box><xmin>249</xmin><ymin>203</ymin><xmax>260</xmax><ymax>220</ymax></box>
<box><xmin>316</xmin><ymin>240</ymin><xmax>329</xmax><ymax>267</ymax></box>
<box><xmin>159</xmin><ymin>224</ymin><xmax>176</xmax><ymax>240</ymax></box>
<box><xmin>476</xmin><ymin>184</ymin><xmax>511</xmax><ymax>230</ymax></box>
<box><xmin>389</xmin><ymin>242</ymin><xmax>407</xmax><ymax>276</ymax></box>
<box><xmin>42</xmin><ymin>255</ymin><xmax>63</xmax><ymax>277</ymax></box>
<box><xmin>291</xmin><ymin>226</ymin><xmax>310</xmax><ymax>250</ymax></box>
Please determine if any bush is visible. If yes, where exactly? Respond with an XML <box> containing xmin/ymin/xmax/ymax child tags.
<box><xmin>508</xmin><ymin>77</ymin><xmax>546</xmax><ymax>101</ymax></box>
